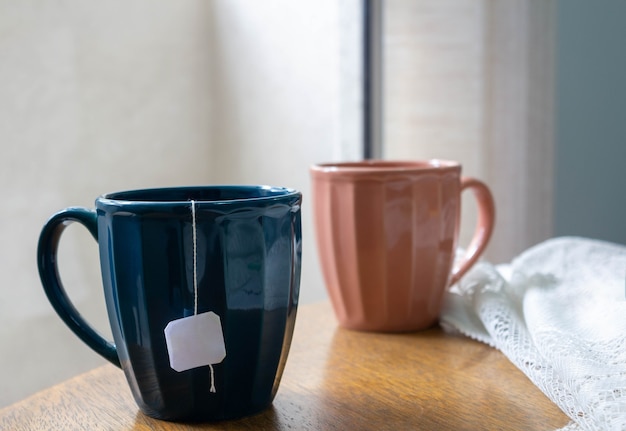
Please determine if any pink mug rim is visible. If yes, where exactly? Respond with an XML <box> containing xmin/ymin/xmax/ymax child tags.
<box><xmin>310</xmin><ymin>159</ymin><xmax>461</xmax><ymax>176</ymax></box>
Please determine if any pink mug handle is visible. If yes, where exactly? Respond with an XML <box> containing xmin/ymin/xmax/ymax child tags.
<box><xmin>448</xmin><ymin>177</ymin><xmax>496</xmax><ymax>287</ymax></box>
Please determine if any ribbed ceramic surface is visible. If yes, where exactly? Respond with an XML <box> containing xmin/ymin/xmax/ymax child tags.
<box><xmin>311</xmin><ymin>161</ymin><xmax>462</xmax><ymax>332</ymax></box>
<box><xmin>98</xmin><ymin>189</ymin><xmax>302</xmax><ymax>420</ymax></box>
<box><xmin>38</xmin><ymin>186</ymin><xmax>302</xmax><ymax>422</ymax></box>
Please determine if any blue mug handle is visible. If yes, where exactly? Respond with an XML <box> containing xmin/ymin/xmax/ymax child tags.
<box><xmin>37</xmin><ymin>207</ymin><xmax>121</xmax><ymax>368</ymax></box>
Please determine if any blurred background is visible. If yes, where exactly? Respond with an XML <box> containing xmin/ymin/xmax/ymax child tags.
<box><xmin>1</xmin><ymin>0</ymin><xmax>624</xmax><ymax>407</ymax></box>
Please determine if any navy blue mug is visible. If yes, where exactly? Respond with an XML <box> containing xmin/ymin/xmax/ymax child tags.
<box><xmin>37</xmin><ymin>186</ymin><xmax>302</xmax><ymax>421</ymax></box>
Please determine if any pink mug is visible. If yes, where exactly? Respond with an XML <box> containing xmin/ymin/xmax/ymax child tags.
<box><xmin>310</xmin><ymin>160</ymin><xmax>495</xmax><ymax>332</ymax></box>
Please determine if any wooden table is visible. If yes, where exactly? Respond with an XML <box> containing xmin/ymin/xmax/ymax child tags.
<box><xmin>0</xmin><ymin>302</ymin><xmax>569</xmax><ymax>430</ymax></box>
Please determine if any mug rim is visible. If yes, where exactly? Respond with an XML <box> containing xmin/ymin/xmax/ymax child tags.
<box><xmin>310</xmin><ymin>159</ymin><xmax>460</xmax><ymax>175</ymax></box>
<box><xmin>97</xmin><ymin>185</ymin><xmax>301</xmax><ymax>207</ymax></box>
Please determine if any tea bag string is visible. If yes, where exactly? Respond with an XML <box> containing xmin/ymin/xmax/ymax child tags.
<box><xmin>190</xmin><ymin>200</ymin><xmax>216</xmax><ymax>393</ymax></box>
<box><xmin>191</xmin><ymin>200</ymin><xmax>198</xmax><ymax>316</ymax></box>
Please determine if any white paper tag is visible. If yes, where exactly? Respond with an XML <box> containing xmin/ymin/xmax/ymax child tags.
<box><xmin>164</xmin><ymin>311</ymin><xmax>226</xmax><ymax>372</ymax></box>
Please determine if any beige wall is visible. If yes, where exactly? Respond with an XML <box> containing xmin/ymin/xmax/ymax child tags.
<box><xmin>207</xmin><ymin>0</ymin><xmax>361</xmax><ymax>306</ymax></box>
<box><xmin>1</xmin><ymin>0</ymin><xmax>216</xmax><ymax>406</ymax></box>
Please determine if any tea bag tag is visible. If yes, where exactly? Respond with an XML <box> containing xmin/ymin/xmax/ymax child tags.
<box><xmin>163</xmin><ymin>200</ymin><xmax>226</xmax><ymax>393</ymax></box>
<box><xmin>164</xmin><ymin>311</ymin><xmax>226</xmax><ymax>372</ymax></box>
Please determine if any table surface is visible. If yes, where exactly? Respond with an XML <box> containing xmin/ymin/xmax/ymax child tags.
<box><xmin>0</xmin><ymin>301</ymin><xmax>569</xmax><ymax>430</ymax></box>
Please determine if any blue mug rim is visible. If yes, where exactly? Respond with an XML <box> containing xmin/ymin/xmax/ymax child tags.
<box><xmin>96</xmin><ymin>185</ymin><xmax>302</xmax><ymax>213</ymax></box>
<box><xmin>96</xmin><ymin>185</ymin><xmax>301</xmax><ymax>208</ymax></box>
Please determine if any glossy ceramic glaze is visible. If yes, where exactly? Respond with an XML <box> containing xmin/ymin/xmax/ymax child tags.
<box><xmin>310</xmin><ymin>160</ymin><xmax>494</xmax><ymax>332</ymax></box>
<box><xmin>37</xmin><ymin>186</ymin><xmax>302</xmax><ymax>421</ymax></box>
